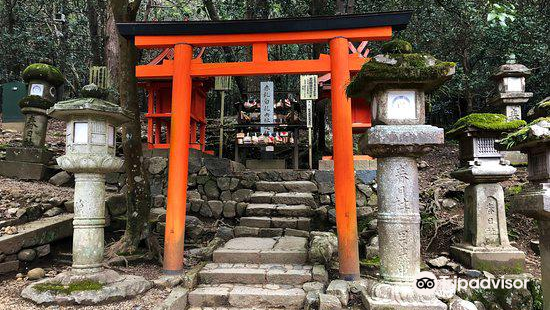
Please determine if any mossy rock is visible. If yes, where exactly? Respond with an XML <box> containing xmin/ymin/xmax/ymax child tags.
<box><xmin>18</xmin><ymin>95</ymin><xmax>54</xmax><ymax>110</ymax></box>
<box><xmin>34</xmin><ymin>280</ymin><xmax>103</xmax><ymax>295</ymax></box>
<box><xmin>381</xmin><ymin>39</ymin><xmax>413</xmax><ymax>54</ymax></box>
<box><xmin>22</xmin><ymin>63</ymin><xmax>65</xmax><ymax>86</ymax></box>
<box><xmin>528</xmin><ymin>100</ymin><xmax>550</xmax><ymax>119</ymax></box>
<box><xmin>80</xmin><ymin>84</ymin><xmax>109</xmax><ymax>99</ymax></box>
<box><xmin>347</xmin><ymin>53</ymin><xmax>456</xmax><ymax>96</ymax></box>
<box><xmin>498</xmin><ymin>117</ymin><xmax>550</xmax><ymax>149</ymax></box>
<box><xmin>446</xmin><ymin>113</ymin><xmax>526</xmax><ymax>139</ymax></box>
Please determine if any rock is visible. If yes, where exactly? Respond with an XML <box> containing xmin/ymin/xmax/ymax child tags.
<box><xmin>232</xmin><ymin>189</ymin><xmax>253</xmax><ymax>202</ymax></box>
<box><xmin>43</xmin><ymin>207</ymin><xmax>63</xmax><ymax>217</ymax></box>
<box><xmin>367</xmin><ymin>194</ymin><xmax>377</xmax><ymax>206</ymax></box>
<box><xmin>418</xmin><ymin>160</ymin><xmax>429</xmax><ymax>169</ymax></box>
<box><xmin>219</xmin><ymin>190</ymin><xmax>232</xmax><ymax>202</ymax></box>
<box><xmin>17</xmin><ymin>249</ymin><xmax>37</xmax><ymax>262</ymax></box>
<box><xmin>303</xmin><ymin>281</ymin><xmax>325</xmax><ymax>292</ymax></box>
<box><xmin>357</xmin><ymin>207</ymin><xmax>374</xmax><ymax>219</ymax></box>
<box><xmin>312</xmin><ymin>265</ymin><xmax>328</xmax><ymax>283</ymax></box>
<box><xmin>199</xmin><ymin>203</ymin><xmax>212</xmax><ymax>217</ymax></box>
<box><xmin>320</xmin><ymin>195</ymin><xmax>331</xmax><ymax>205</ymax></box>
<box><xmin>215</xmin><ymin>226</ymin><xmax>234</xmax><ymax>241</ymax></box>
<box><xmin>318</xmin><ymin>182</ymin><xmax>334</xmax><ymax>194</ymax></box>
<box><xmin>190</xmin><ymin>199</ymin><xmax>204</xmax><ymax>213</ymax></box>
<box><xmin>530</xmin><ymin>239</ymin><xmax>540</xmax><ymax>255</ymax></box>
<box><xmin>158</xmin><ymin>286</ymin><xmax>188</xmax><ymax>310</ymax></box>
<box><xmin>150</xmin><ymin>208</ymin><xmax>167</xmax><ymax>222</ymax></box>
<box><xmin>326</xmin><ymin>280</ymin><xmax>349</xmax><ymax>306</ymax></box>
<box><xmin>148</xmin><ymin>157</ymin><xmax>168</xmax><ymax>174</ymax></box>
<box><xmin>7</xmin><ymin>208</ymin><xmax>19</xmax><ymax>216</ymax></box>
<box><xmin>185</xmin><ymin>216</ymin><xmax>204</xmax><ymax>240</ymax></box>
<box><xmin>463</xmin><ymin>269</ymin><xmax>483</xmax><ymax>278</ymax></box>
<box><xmin>229</xmin><ymin>178</ymin><xmax>240</xmax><ymax>191</ymax></box>
<box><xmin>222</xmin><ymin>201</ymin><xmax>237</xmax><ymax>218</ymax></box>
<box><xmin>27</xmin><ymin>268</ymin><xmax>46</xmax><ymax>280</ymax></box>
<box><xmin>106</xmin><ymin>194</ymin><xmax>127</xmax><ymax>216</ymax></box>
<box><xmin>187</xmin><ymin>190</ymin><xmax>201</xmax><ymax>201</ymax></box>
<box><xmin>442</xmin><ymin>198</ymin><xmax>458</xmax><ymax>209</ymax></box>
<box><xmin>428</xmin><ymin>256</ymin><xmax>450</xmax><ymax>268</ymax></box>
<box><xmin>48</xmin><ymin>171</ymin><xmax>71</xmax><ymax>186</ymax></box>
<box><xmin>203</xmin><ymin>180</ymin><xmax>220</xmax><ymax>199</ymax></box>
<box><xmin>356</xmin><ymin>191</ymin><xmax>367</xmax><ymax>207</ymax></box>
<box><xmin>64</xmin><ymin>200</ymin><xmax>74</xmax><ymax>213</ymax></box>
<box><xmin>449</xmin><ymin>297</ymin><xmax>477</xmax><ymax>310</ymax></box>
<box><xmin>318</xmin><ymin>293</ymin><xmax>342</xmax><ymax>310</ymax></box>
<box><xmin>369</xmin><ymin>236</ymin><xmax>379</xmax><ymax>246</ymax></box>
<box><xmin>153</xmin><ymin>195</ymin><xmax>165</xmax><ymax>208</ymax></box>
<box><xmin>357</xmin><ymin>183</ymin><xmax>373</xmax><ymax>197</ymax></box>
<box><xmin>474</xmin><ymin>301</ymin><xmax>486</xmax><ymax>310</ymax></box>
<box><xmin>236</xmin><ymin>202</ymin><xmax>247</xmax><ymax>216</ymax></box>
<box><xmin>239</xmin><ymin>171</ymin><xmax>259</xmax><ymax>188</ymax></box>
<box><xmin>35</xmin><ymin>244</ymin><xmax>50</xmax><ymax>257</ymax></box>
<box><xmin>368</xmin><ymin>219</ymin><xmax>377</xmax><ymax>230</ymax></box>
<box><xmin>309</xmin><ymin>232</ymin><xmax>338</xmax><ymax>265</ymax></box>
<box><xmin>217</xmin><ymin>177</ymin><xmax>232</xmax><ymax>191</ymax></box>
<box><xmin>208</xmin><ymin>201</ymin><xmax>224</xmax><ymax>218</ymax></box>
<box><xmin>435</xmin><ymin>277</ymin><xmax>456</xmax><ymax>301</ymax></box>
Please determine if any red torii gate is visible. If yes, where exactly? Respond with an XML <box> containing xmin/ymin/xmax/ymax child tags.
<box><xmin>118</xmin><ymin>11</ymin><xmax>412</xmax><ymax>280</ymax></box>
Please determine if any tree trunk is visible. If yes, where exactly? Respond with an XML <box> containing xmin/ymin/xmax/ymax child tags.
<box><xmin>106</xmin><ymin>0</ymin><xmax>153</xmax><ymax>256</ymax></box>
<box><xmin>87</xmin><ymin>0</ymin><xmax>102</xmax><ymax>65</ymax></box>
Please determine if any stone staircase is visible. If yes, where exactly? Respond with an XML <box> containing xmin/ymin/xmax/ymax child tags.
<box><xmin>234</xmin><ymin>180</ymin><xmax>317</xmax><ymax>238</ymax></box>
<box><xmin>186</xmin><ymin>179</ymin><xmax>327</xmax><ymax>309</ymax></box>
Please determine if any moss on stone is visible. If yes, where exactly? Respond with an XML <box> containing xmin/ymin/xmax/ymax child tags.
<box><xmin>446</xmin><ymin>113</ymin><xmax>526</xmax><ymax>139</ymax></box>
<box><xmin>380</xmin><ymin>39</ymin><xmax>413</xmax><ymax>54</ymax></box>
<box><xmin>18</xmin><ymin>95</ymin><xmax>54</xmax><ymax>110</ymax></box>
<box><xmin>499</xmin><ymin>117</ymin><xmax>550</xmax><ymax>149</ymax></box>
<box><xmin>347</xmin><ymin>53</ymin><xmax>456</xmax><ymax>96</ymax></box>
<box><xmin>80</xmin><ymin>84</ymin><xmax>109</xmax><ymax>100</ymax></box>
<box><xmin>34</xmin><ymin>280</ymin><xmax>103</xmax><ymax>295</ymax></box>
<box><xmin>360</xmin><ymin>255</ymin><xmax>380</xmax><ymax>267</ymax></box>
<box><xmin>22</xmin><ymin>63</ymin><xmax>65</xmax><ymax>86</ymax></box>
<box><xmin>529</xmin><ymin>100</ymin><xmax>550</xmax><ymax>119</ymax></box>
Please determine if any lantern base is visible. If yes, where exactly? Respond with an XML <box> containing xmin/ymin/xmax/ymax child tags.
<box><xmin>21</xmin><ymin>269</ymin><xmax>152</xmax><ymax>305</ymax></box>
<box><xmin>451</xmin><ymin>243</ymin><xmax>525</xmax><ymax>274</ymax></box>
<box><xmin>360</xmin><ymin>279</ymin><xmax>447</xmax><ymax>310</ymax></box>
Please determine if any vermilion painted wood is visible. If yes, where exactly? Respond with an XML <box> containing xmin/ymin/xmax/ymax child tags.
<box><xmin>136</xmin><ymin>53</ymin><xmax>368</xmax><ymax>78</ymax></box>
<box><xmin>163</xmin><ymin>43</ymin><xmax>193</xmax><ymax>274</ymax></box>
<box><xmin>329</xmin><ymin>37</ymin><xmax>360</xmax><ymax>280</ymax></box>
<box><xmin>134</xmin><ymin>26</ymin><xmax>392</xmax><ymax>48</ymax></box>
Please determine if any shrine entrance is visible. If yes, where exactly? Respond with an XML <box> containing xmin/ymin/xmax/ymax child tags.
<box><xmin>118</xmin><ymin>10</ymin><xmax>412</xmax><ymax>280</ymax></box>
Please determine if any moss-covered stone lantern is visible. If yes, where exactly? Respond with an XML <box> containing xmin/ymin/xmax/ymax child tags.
<box><xmin>489</xmin><ymin>55</ymin><xmax>533</xmax><ymax>121</ymax></box>
<box><xmin>347</xmin><ymin>39</ymin><xmax>454</xmax><ymax>310</ymax></box>
<box><xmin>447</xmin><ymin>113</ymin><xmax>526</xmax><ymax>273</ymax></box>
<box><xmin>498</xmin><ymin>117</ymin><xmax>550</xmax><ymax>309</ymax></box>
<box><xmin>21</xmin><ymin>85</ymin><xmax>151</xmax><ymax>305</ymax></box>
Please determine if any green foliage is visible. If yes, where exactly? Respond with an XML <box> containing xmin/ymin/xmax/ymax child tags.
<box><xmin>34</xmin><ymin>280</ymin><xmax>103</xmax><ymax>295</ymax></box>
<box><xmin>380</xmin><ymin>39</ymin><xmax>413</xmax><ymax>54</ymax></box>
<box><xmin>528</xmin><ymin>279</ymin><xmax>543</xmax><ymax>310</ymax></box>
<box><xmin>22</xmin><ymin>63</ymin><xmax>65</xmax><ymax>86</ymax></box>
<box><xmin>499</xmin><ymin>117</ymin><xmax>550</xmax><ymax>149</ymax></box>
<box><xmin>446</xmin><ymin>113</ymin><xmax>526</xmax><ymax>139</ymax></box>
<box><xmin>529</xmin><ymin>101</ymin><xmax>550</xmax><ymax>119</ymax></box>
<box><xmin>80</xmin><ymin>84</ymin><xmax>109</xmax><ymax>100</ymax></box>
<box><xmin>18</xmin><ymin>95</ymin><xmax>54</xmax><ymax>109</ymax></box>
<box><xmin>360</xmin><ymin>255</ymin><xmax>380</xmax><ymax>267</ymax></box>
<box><xmin>507</xmin><ymin>185</ymin><xmax>523</xmax><ymax>195</ymax></box>
<box><xmin>347</xmin><ymin>53</ymin><xmax>456</xmax><ymax>96</ymax></box>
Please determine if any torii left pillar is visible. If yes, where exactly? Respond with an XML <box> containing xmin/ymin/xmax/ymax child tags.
<box><xmin>164</xmin><ymin>43</ymin><xmax>193</xmax><ymax>274</ymax></box>
<box><xmin>330</xmin><ymin>37</ymin><xmax>360</xmax><ymax>280</ymax></box>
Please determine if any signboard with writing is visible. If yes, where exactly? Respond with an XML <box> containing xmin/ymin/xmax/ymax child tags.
<box><xmin>300</xmin><ymin>75</ymin><xmax>318</xmax><ymax>100</ymax></box>
<box><xmin>260</xmin><ymin>81</ymin><xmax>274</xmax><ymax>134</ymax></box>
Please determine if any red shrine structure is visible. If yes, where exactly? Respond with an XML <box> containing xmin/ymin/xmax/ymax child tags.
<box><xmin>118</xmin><ymin>11</ymin><xmax>412</xmax><ymax>280</ymax></box>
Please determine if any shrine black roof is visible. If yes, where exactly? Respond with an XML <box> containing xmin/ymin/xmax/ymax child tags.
<box><xmin>117</xmin><ymin>10</ymin><xmax>412</xmax><ymax>37</ymax></box>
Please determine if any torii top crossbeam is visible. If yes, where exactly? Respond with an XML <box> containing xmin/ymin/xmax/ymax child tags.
<box><xmin>117</xmin><ymin>11</ymin><xmax>412</xmax><ymax>280</ymax></box>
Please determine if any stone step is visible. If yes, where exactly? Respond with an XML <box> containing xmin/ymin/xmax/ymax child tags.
<box><xmin>233</xmin><ymin>226</ymin><xmax>310</xmax><ymax>238</ymax></box>
<box><xmin>0</xmin><ymin>214</ymin><xmax>73</xmax><ymax>255</ymax></box>
<box><xmin>250</xmin><ymin>192</ymin><xmax>316</xmax><ymax>206</ymax></box>
<box><xmin>199</xmin><ymin>263</ymin><xmax>313</xmax><ymax>285</ymax></box>
<box><xmin>256</xmin><ymin>181</ymin><xmax>318</xmax><ymax>193</ymax></box>
<box><xmin>240</xmin><ymin>216</ymin><xmax>310</xmax><ymax>231</ymax></box>
<box><xmin>245</xmin><ymin>204</ymin><xmax>311</xmax><ymax>217</ymax></box>
<box><xmin>213</xmin><ymin>237</ymin><xmax>308</xmax><ymax>264</ymax></box>
<box><xmin>187</xmin><ymin>284</ymin><xmax>305</xmax><ymax>309</ymax></box>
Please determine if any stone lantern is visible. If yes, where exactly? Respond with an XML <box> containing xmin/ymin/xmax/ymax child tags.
<box><xmin>0</xmin><ymin>60</ymin><xmax>64</xmax><ymax>180</ymax></box>
<box><xmin>498</xmin><ymin>118</ymin><xmax>549</xmax><ymax>309</ymax></box>
<box><xmin>489</xmin><ymin>55</ymin><xmax>532</xmax><ymax>121</ymax></box>
<box><xmin>348</xmin><ymin>39</ymin><xmax>454</xmax><ymax>310</ymax></box>
<box><xmin>447</xmin><ymin>114</ymin><xmax>526</xmax><ymax>273</ymax></box>
<box><xmin>21</xmin><ymin>85</ymin><xmax>151</xmax><ymax>305</ymax></box>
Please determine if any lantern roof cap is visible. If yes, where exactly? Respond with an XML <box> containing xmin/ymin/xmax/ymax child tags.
<box><xmin>498</xmin><ymin>117</ymin><xmax>550</xmax><ymax>150</ymax></box>
<box><xmin>492</xmin><ymin>57</ymin><xmax>531</xmax><ymax>79</ymax></box>
<box><xmin>48</xmin><ymin>85</ymin><xmax>131</xmax><ymax>125</ymax></box>
<box><xmin>22</xmin><ymin>63</ymin><xmax>65</xmax><ymax>87</ymax></box>
<box><xmin>446</xmin><ymin>113</ymin><xmax>526</xmax><ymax>140</ymax></box>
<box><xmin>347</xmin><ymin>41</ymin><xmax>455</xmax><ymax>97</ymax></box>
